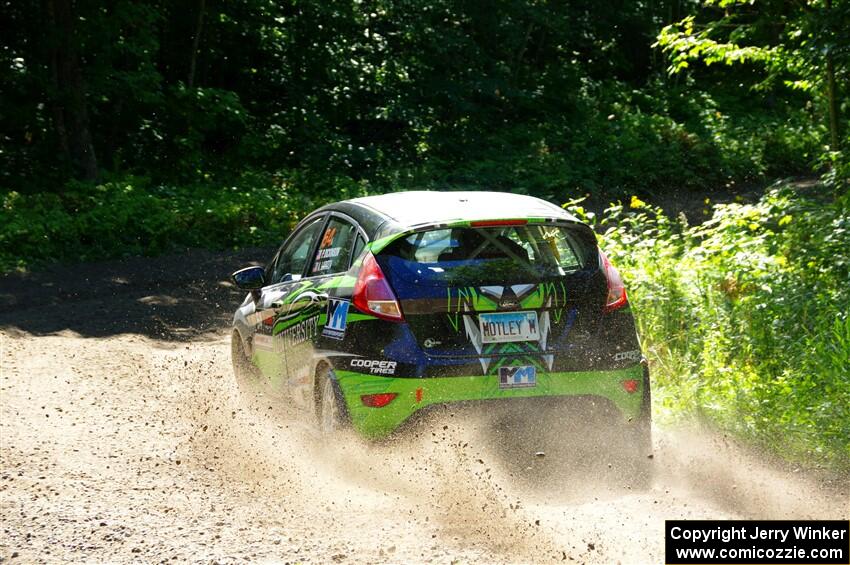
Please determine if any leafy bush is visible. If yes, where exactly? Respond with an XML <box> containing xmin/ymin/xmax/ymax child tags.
<box><xmin>0</xmin><ymin>172</ymin><xmax>369</xmax><ymax>272</ymax></box>
<box><xmin>568</xmin><ymin>184</ymin><xmax>850</xmax><ymax>470</ymax></box>
<box><xmin>416</xmin><ymin>82</ymin><xmax>822</xmax><ymax>200</ymax></box>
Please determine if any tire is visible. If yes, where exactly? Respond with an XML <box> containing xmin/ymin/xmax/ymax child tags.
<box><xmin>231</xmin><ymin>331</ymin><xmax>261</xmax><ymax>393</ymax></box>
<box><xmin>316</xmin><ymin>366</ymin><xmax>348</xmax><ymax>436</ymax></box>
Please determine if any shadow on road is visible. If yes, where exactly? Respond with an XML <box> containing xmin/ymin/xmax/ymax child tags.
<box><xmin>0</xmin><ymin>247</ymin><xmax>274</xmax><ymax>341</ymax></box>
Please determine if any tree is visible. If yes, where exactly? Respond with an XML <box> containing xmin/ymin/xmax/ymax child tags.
<box><xmin>47</xmin><ymin>0</ymin><xmax>98</xmax><ymax>180</ymax></box>
<box><xmin>187</xmin><ymin>0</ymin><xmax>206</xmax><ymax>88</ymax></box>
<box><xmin>656</xmin><ymin>0</ymin><xmax>849</xmax><ymax>154</ymax></box>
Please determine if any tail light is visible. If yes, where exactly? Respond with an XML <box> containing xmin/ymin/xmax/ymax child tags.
<box><xmin>599</xmin><ymin>249</ymin><xmax>628</xmax><ymax>312</ymax></box>
<box><xmin>361</xmin><ymin>393</ymin><xmax>398</xmax><ymax>408</ymax></box>
<box><xmin>352</xmin><ymin>252</ymin><xmax>404</xmax><ymax>321</ymax></box>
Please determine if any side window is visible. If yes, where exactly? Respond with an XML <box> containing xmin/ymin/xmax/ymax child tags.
<box><xmin>310</xmin><ymin>217</ymin><xmax>359</xmax><ymax>275</ymax></box>
<box><xmin>352</xmin><ymin>234</ymin><xmax>367</xmax><ymax>263</ymax></box>
<box><xmin>272</xmin><ymin>217</ymin><xmax>325</xmax><ymax>284</ymax></box>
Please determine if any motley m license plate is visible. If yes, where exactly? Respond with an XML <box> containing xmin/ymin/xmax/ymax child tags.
<box><xmin>479</xmin><ymin>311</ymin><xmax>539</xmax><ymax>344</ymax></box>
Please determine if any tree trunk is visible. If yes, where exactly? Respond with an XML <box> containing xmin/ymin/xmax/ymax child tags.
<box><xmin>48</xmin><ymin>44</ymin><xmax>70</xmax><ymax>159</ymax></box>
<box><xmin>825</xmin><ymin>0</ymin><xmax>841</xmax><ymax>152</ymax></box>
<box><xmin>825</xmin><ymin>53</ymin><xmax>840</xmax><ymax>151</ymax></box>
<box><xmin>667</xmin><ymin>0</ymin><xmax>680</xmax><ymax>26</ymax></box>
<box><xmin>48</xmin><ymin>0</ymin><xmax>98</xmax><ymax>181</ymax></box>
<box><xmin>187</xmin><ymin>0</ymin><xmax>206</xmax><ymax>88</ymax></box>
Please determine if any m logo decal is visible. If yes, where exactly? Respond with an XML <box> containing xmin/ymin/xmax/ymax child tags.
<box><xmin>499</xmin><ymin>365</ymin><xmax>537</xmax><ymax>388</ymax></box>
<box><xmin>322</xmin><ymin>298</ymin><xmax>350</xmax><ymax>340</ymax></box>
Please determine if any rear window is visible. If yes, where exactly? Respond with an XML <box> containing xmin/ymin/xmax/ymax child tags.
<box><xmin>380</xmin><ymin>225</ymin><xmax>591</xmax><ymax>286</ymax></box>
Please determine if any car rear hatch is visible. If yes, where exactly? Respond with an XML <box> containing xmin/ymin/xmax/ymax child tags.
<box><xmin>374</xmin><ymin>220</ymin><xmax>606</xmax><ymax>370</ymax></box>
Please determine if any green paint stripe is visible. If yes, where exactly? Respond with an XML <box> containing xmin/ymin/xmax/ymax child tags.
<box><xmin>272</xmin><ymin>308</ymin><xmax>321</xmax><ymax>333</ymax></box>
<box><xmin>348</xmin><ymin>313</ymin><xmax>377</xmax><ymax>322</ymax></box>
<box><xmin>335</xmin><ymin>365</ymin><xmax>645</xmax><ymax>439</ymax></box>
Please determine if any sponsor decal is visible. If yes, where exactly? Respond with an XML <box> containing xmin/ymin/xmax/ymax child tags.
<box><xmin>350</xmin><ymin>358</ymin><xmax>397</xmax><ymax>375</ymax></box>
<box><xmin>277</xmin><ymin>315</ymin><xmax>320</xmax><ymax>347</ymax></box>
<box><xmin>499</xmin><ymin>365</ymin><xmax>537</xmax><ymax>389</ymax></box>
<box><xmin>614</xmin><ymin>350</ymin><xmax>641</xmax><ymax>362</ymax></box>
<box><xmin>322</xmin><ymin>298</ymin><xmax>350</xmax><ymax>340</ymax></box>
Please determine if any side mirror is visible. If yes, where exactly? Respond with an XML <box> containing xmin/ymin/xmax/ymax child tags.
<box><xmin>232</xmin><ymin>266</ymin><xmax>266</xmax><ymax>290</ymax></box>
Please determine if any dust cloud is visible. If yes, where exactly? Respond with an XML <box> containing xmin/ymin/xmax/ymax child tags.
<box><xmin>2</xmin><ymin>328</ymin><xmax>846</xmax><ymax>563</ymax></box>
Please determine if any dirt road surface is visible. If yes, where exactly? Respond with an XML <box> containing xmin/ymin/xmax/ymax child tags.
<box><xmin>1</xmin><ymin>250</ymin><xmax>847</xmax><ymax>563</ymax></box>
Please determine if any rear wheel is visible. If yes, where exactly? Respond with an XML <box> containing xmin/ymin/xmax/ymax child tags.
<box><xmin>316</xmin><ymin>366</ymin><xmax>348</xmax><ymax>435</ymax></box>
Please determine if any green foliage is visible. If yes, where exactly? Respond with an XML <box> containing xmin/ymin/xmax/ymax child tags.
<box><xmin>0</xmin><ymin>172</ymin><xmax>368</xmax><ymax>272</ymax></box>
<box><xmin>414</xmin><ymin>80</ymin><xmax>821</xmax><ymax>199</ymax></box>
<box><xmin>656</xmin><ymin>0</ymin><xmax>850</xmax><ymax>185</ymax></box>
<box><xmin>657</xmin><ymin>0</ymin><xmax>850</xmax><ymax>91</ymax></box>
<box><xmin>1</xmin><ymin>0</ymin><xmax>842</xmax><ymax>194</ymax></box>
<box><xmin>568</xmin><ymin>185</ymin><xmax>850</xmax><ymax>470</ymax></box>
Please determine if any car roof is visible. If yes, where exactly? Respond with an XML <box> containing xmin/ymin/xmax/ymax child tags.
<box><xmin>330</xmin><ymin>191</ymin><xmax>579</xmax><ymax>237</ymax></box>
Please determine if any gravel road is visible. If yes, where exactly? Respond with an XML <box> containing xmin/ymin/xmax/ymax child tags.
<box><xmin>1</xmin><ymin>249</ymin><xmax>847</xmax><ymax>563</ymax></box>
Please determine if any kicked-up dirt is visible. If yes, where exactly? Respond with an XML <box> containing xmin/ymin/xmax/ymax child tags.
<box><xmin>1</xmin><ymin>249</ymin><xmax>847</xmax><ymax>563</ymax></box>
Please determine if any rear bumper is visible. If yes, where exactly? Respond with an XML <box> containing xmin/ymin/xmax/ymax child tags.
<box><xmin>334</xmin><ymin>364</ymin><xmax>648</xmax><ymax>439</ymax></box>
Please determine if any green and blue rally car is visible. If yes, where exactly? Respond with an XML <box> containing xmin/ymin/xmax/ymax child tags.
<box><xmin>231</xmin><ymin>191</ymin><xmax>650</xmax><ymax>461</ymax></box>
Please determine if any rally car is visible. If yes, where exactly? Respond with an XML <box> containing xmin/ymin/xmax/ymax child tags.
<box><xmin>230</xmin><ymin>191</ymin><xmax>651</xmax><ymax>463</ymax></box>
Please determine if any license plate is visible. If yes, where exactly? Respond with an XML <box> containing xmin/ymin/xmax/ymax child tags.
<box><xmin>499</xmin><ymin>365</ymin><xmax>537</xmax><ymax>389</ymax></box>
<box><xmin>479</xmin><ymin>311</ymin><xmax>539</xmax><ymax>344</ymax></box>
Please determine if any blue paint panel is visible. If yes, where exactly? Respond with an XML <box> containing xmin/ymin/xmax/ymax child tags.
<box><xmin>381</xmin><ymin>324</ymin><xmax>427</xmax><ymax>365</ymax></box>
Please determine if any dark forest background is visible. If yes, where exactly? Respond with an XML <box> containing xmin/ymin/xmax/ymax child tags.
<box><xmin>4</xmin><ymin>0</ymin><xmax>846</xmax><ymax>190</ymax></box>
<box><xmin>1</xmin><ymin>0</ymin><xmax>847</xmax><ymax>270</ymax></box>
